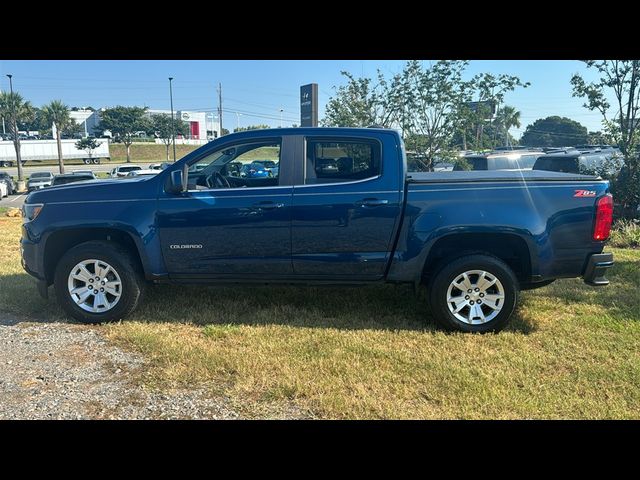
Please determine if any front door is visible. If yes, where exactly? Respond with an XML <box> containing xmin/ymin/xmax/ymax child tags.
<box><xmin>157</xmin><ymin>137</ymin><xmax>294</xmax><ymax>277</ymax></box>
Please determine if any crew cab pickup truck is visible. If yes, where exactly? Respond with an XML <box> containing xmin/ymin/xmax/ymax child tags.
<box><xmin>20</xmin><ymin>128</ymin><xmax>614</xmax><ymax>332</ymax></box>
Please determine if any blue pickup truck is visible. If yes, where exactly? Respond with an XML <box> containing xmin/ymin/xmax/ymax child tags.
<box><xmin>20</xmin><ymin>128</ymin><xmax>614</xmax><ymax>332</ymax></box>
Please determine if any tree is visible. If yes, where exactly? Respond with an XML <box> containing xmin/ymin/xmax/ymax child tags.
<box><xmin>75</xmin><ymin>137</ymin><xmax>102</xmax><ymax>160</ymax></box>
<box><xmin>494</xmin><ymin>106</ymin><xmax>521</xmax><ymax>147</ymax></box>
<box><xmin>395</xmin><ymin>60</ymin><xmax>478</xmax><ymax>169</ymax></box>
<box><xmin>97</xmin><ymin>106</ymin><xmax>149</xmax><ymax>162</ymax></box>
<box><xmin>221</xmin><ymin>128</ymin><xmax>230</xmax><ymax>136</ymax></box>
<box><xmin>587</xmin><ymin>130</ymin><xmax>615</xmax><ymax>145</ymax></box>
<box><xmin>322</xmin><ymin>71</ymin><xmax>396</xmax><ymax>127</ymax></box>
<box><xmin>571</xmin><ymin>61</ymin><xmax>640</xmax><ymax>156</ymax></box>
<box><xmin>322</xmin><ymin>61</ymin><xmax>529</xmax><ymax>170</ymax></box>
<box><xmin>474</xmin><ymin>74</ymin><xmax>529</xmax><ymax>149</ymax></box>
<box><xmin>233</xmin><ymin>124</ymin><xmax>271</xmax><ymax>132</ymax></box>
<box><xmin>150</xmin><ymin>113</ymin><xmax>189</xmax><ymax>162</ymax></box>
<box><xmin>40</xmin><ymin>100</ymin><xmax>73</xmax><ymax>174</ymax></box>
<box><xmin>571</xmin><ymin>60</ymin><xmax>640</xmax><ymax>216</ymax></box>
<box><xmin>520</xmin><ymin>116</ymin><xmax>589</xmax><ymax>147</ymax></box>
<box><xmin>0</xmin><ymin>91</ymin><xmax>36</xmax><ymax>182</ymax></box>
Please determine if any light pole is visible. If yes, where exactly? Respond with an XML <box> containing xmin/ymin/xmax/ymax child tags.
<box><xmin>169</xmin><ymin>77</ymin><xmax>176</xmax><ymax>162</ymax></box>
<box><xmin>279</xmin><ymin>108</ymin><xmax>284</xmax><ymax>128</ymax></box>
<box><xmin>7</xmin><ymin>74</ymin><xmax>24</xmax><ymax>183</ymax></box>
<box><xmin>235</xmin><ymin>112</ymin><xmax>242</xmax><ymax>131</ymax></box>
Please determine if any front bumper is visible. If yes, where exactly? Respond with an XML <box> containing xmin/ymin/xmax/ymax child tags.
<box><xmin>583</xmin><ymin>252</ymin><xmax>614</xmax><ymax>286</ymax></box>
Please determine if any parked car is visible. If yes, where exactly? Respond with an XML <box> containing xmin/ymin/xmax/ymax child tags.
<box><xmin>533</xmin><ymin>149</ymin><xmax>623</xmax><ymax>176</ymax></box>
<box><xmin>110</xmin><ymin>165</ymin><xmax>142</xmax><ymax>177</ymax></box>
<box><xmin>72</xmin><ymin>170</ymin><xmax>97</xmax><ymax>179</ymax></box>
<box><xmin>51</xmin><ymin>173</ymin><xmax>96</xmax><ymax>186</ymax></box>
<box><xmin>0</xmin><ymin>172</ymin><xmax>16</xmax><ymax>195</ymax></box>
<box><xmin>148</xmin><ymin>163</ymin><xmax>169</xmax><ymax>171</ymax></box>
<box><xmin>27</xmin><ymin>172</ymin><xmax>54</xmax><ymax>191</ymax></box>
<box><xmin>126</xmin><ymin>169</ymin><xmax>159</xmax><ymax>177</ymax></box>
<box><xmin>0</xmin><ymin>180</ymin><xmax>7</xmax><ymax>198</ymax></box>
<box><xmin>454</xmin><ymin>150</ymin><xmax>543</xmax><ymax>171</ymax></box>
<box><xmin>21</xmin><ymin>127</ymin><xmax>614</xmax><ymax>333</ymax></box>
<box><xmin>251</xmin><ymin>159</ymin><xmax>280</xmax><ymax>177</ymax></box>
<box><xmin>240</xmin><ymin>162</ymin><xmax>273</xmax><ymax>178</ymax></box>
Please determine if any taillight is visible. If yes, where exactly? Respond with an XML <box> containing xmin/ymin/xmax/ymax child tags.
<box><xmin>593</xmin><ymin>194</ymin><xmax>613</xmax><ymax>241</ymax></box>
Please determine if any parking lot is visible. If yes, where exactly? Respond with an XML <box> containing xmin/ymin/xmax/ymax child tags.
<box><xmin>0</xmin><ymin>162</ymin><xmax>154</xmax><ymax>209</ymax></box>
<box><xmin>1</xmin><ymin>162</ymin><xmax>140</xmax><ymax>177</ymax></box>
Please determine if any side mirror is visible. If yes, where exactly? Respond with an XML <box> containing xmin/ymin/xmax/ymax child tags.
<box><xmin>169</xmin><ymin>169</ymin><xmax>186</xmax><ymax>194</ymax></box>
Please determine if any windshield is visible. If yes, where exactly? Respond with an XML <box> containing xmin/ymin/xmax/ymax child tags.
<box><xmin>31</xmin><ymin>172</ymin><xmax>52</xmax><ymax>179</ymax></box>
<box><xmin>119</xmin><ymin>166</ymin><xmax>141</xmax><ymax>173</ymax></box>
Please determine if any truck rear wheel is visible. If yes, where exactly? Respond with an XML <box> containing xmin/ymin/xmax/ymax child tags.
<box><xmin>54</xmin><ymin>241</ymin><xmax>145</xmax><ymax>324</ymax></box>
<box><xmin>428</xmin><ymin>254</ymin><xmax>519</xmax><ymax>333</ymax></box>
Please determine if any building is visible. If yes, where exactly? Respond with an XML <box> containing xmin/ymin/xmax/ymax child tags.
<box><xmin>67</xmin><ymin>108</ymin><xmax>220</xmax><ymax>142</ymax></box>
<box><xmin>147</xmin><ymin>109</ymin><xmax>220</xmax><ymax>141</ymax></box>
<box><xmin>68</xmin><ymin>109</ymin><xmax>102</xmax><ymax>137</ymax></box>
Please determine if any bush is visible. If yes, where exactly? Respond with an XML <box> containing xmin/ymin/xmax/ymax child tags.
<box><xmin>609</xmin><ymin>219</ymin><xmax>640</xmax><ymax>249</ymax></box>
<box><xmin>605</xmin><ymin>154</ymin><xmax>640</xmax><ymax>220</ymax></box>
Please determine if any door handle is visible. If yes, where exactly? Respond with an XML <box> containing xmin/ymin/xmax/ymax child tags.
<box><xmin>252</xmin><ymin>201</ymin><xmax>285</xmax><ymax>210</ymax></box>
<box><xmin>357</xmin><ymin>198</ymin><xmax>389</xmax><ymax>207</ymax></box>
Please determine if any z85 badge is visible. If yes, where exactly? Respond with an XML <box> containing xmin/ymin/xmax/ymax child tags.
<box><xmin>574</xmin><ymin>190</ymin><xmax>597</xmax><ymax>197</ymax></box>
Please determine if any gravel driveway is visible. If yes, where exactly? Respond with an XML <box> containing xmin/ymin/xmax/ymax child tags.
<box><xmin>0</xmin><ymin>314</ymin><xmax>240</xmax><ymax>419</ymax></box>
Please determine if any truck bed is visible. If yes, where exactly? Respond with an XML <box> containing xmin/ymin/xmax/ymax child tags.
<box><xmin>407</xmin><ymin>170</ymin><xmax>600</xmax><ymax>183</ymax></box>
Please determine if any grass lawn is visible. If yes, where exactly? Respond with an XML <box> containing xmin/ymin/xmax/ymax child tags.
<box><xmin>1</xmin><ymin>216</ymin><xmax>638</xmax><ymax>419</ymax></box>
<box><xmin>108</xmin><ymin>143</ymin><xmax>199</xmax><ymax>163</ymax></box>
<box><xmin>0</xmin><ymin>143</ymin><xmax>201</xmax><ymax>169</ymax></box>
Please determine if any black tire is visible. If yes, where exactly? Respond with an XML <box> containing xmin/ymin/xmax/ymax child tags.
<box><xmin>428</xmin><ymin>254</ymin><xmax>519</xmax><ymax>333</ymax></box>
<box><xmin>83</xmin><ymin>158</ymin><xmax>91</xmax><ymax>165</ymax></box>
<box><xmin>54</xmin><ymin>241</ymin><xmax>145</xmax><ymax>324</ymax></box>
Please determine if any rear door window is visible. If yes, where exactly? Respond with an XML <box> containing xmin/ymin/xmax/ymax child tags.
<box><xmin>304</xmin><ymin>140</ymin><xmax>381</xmax><ymax>184</ymax></box>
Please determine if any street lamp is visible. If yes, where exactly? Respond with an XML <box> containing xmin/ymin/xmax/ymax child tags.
<box><xmin>6</xmin><ymin>74</ymin><xmax>24</xmax><ymax>182</ymax></box>
<box><xmin>169</xmin><ymin>77</ymin><xmax>176</xmax><ymax>162</ymax></box>
<box><xmin>235</xmin><ymin>112</ymin><xmax>242</xmax><ymax>131</ymax></box>
<box><xmin>279</xmin><ymin>108</ymin><xmax>284</xmax><ymax>128</ymax></box>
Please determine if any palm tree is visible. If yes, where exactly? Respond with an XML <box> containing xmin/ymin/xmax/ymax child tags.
<box><xmin>40</xmin><ymin>100</ymin><xmax>72</xmax><ymax>174</ymax></box>
<box><xmin>0</xmin><ymin>92</ymin><xmax>35</xmax><ymax>182</ymax></box>
<box><xmin>496</xmin><ymin>106</ymin><xmax>521</xmax><ymax>147</ymax></box>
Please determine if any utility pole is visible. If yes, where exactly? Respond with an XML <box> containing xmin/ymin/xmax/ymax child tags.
<box><xmin>169</xmin><ymin>77</ymin><xmax>176</xmax><ymax>162</ymax></box>
<box><xmin>217</xmin><ymin>83</ymin><xmax>223</xmax><ymax>136</ymax></box>
<box><xmin>7</xmin><ymin>74</ymin><xmax>24</xmax><ymax>183</ymax></box>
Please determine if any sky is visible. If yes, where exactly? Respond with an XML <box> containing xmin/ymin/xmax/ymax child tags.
<box><xmin>0</xmin><ymin>60</ymin><xmax>609</xmax><ymax>139</ymax></box>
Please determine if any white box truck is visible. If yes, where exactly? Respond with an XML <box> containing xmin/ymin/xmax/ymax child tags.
<box><xmin>0</xmin><ymin>139</ymin><xmax>110</xmax><ymax>167</ymax></box>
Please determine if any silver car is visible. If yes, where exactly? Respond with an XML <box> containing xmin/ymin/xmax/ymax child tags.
<box><xmin>27</xmin><ymin>171</ymin><xmax>54</xmax><ymax>191</ymax></box>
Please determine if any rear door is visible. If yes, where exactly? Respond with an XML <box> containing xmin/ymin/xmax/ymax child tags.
<box><xmin>290</xmin><ymin>133</ymin><xmax>403</xmax><ymax>279</ymax></box>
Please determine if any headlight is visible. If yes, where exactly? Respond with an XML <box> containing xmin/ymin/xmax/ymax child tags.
<box><xmin>23</xmin><ymin>203</ymin><xmax>44</xmax><ymax>222</ymax></box>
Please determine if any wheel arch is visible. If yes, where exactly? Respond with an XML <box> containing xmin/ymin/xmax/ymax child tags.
<box><xmin>420</xmin><ymin>232</ymin><xmax>534</xmax><ymax>287</ymax></box>
<box><xmin>42</xmin><ymin>226</ymin><xmax>149</xmax><ymax>285</ymax></box>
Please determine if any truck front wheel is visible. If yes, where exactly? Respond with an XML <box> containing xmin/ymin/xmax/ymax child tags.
<box><xmin>54</xmin><ymin>241</ymin><xmax>145</xmax><ymax>324</ymax></box>
<box><xmin>428</xmin><ymin>254</ymin><xmax>519</xmax><ymax>333</ymax></box>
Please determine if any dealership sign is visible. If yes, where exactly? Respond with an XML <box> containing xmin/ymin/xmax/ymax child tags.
<box><xmin>300</xmin><ymin>83</ymin><xmax>318</xmax><ymax>127</ymax></box>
